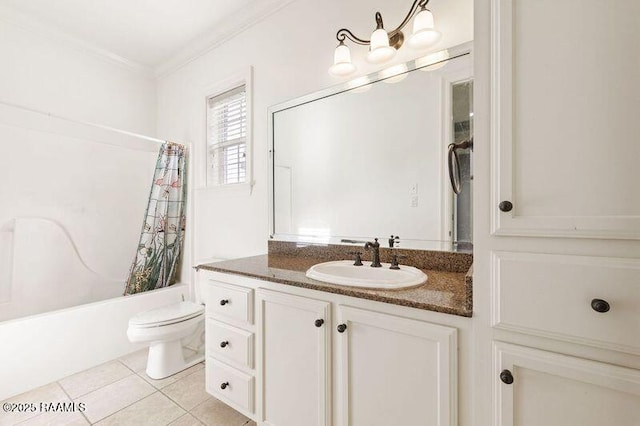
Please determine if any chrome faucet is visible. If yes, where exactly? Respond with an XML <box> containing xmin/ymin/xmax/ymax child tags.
<box><xmin>364</xmin><ymin>238</ymin><xmax>382</xmax><ymax>268</ymax></box>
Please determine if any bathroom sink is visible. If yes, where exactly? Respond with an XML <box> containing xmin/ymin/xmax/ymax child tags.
<box><xmin>305</xmin><ymin>260</ymin><xmax>427</xmax><ymax>290</ymax></box>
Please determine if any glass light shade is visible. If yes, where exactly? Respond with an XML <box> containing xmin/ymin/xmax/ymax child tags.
<box><xmin>366</xmin><ymin>28</ymin><xmax>395</xmax><ymax>64</ymax></box>
<box><xmin>408</xmin><ymin>9</ymin><xmax>441</xmax><ymax>49</ymax></box>
<box><xmin>415</xmin><ymin>50</ymin><xmax>450</xmax><ymax>71</ymax></box>
<box><xmin>380</xmin><ymin>64</ymin><xmax>409</xmax><ymax>83</ymax></box>
<box><xmin>329</xmin><ymin>43</ymin><xmax>356</xmax><ymax>77</ymax></box>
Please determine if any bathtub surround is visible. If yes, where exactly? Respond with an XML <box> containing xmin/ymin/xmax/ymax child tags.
<box><xmin>0</xmin><ymin>219</ymin><xmax>124</xmax><ymax>322</ymax></box>
<box><xmin>125</xmin><ymin>142</ymin><xmax>188</xmax><ymax>295</ymax></box>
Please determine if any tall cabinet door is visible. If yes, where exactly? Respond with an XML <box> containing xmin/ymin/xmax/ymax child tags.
<box><xmin>495</xmin><ymin>342</ymin><xmax>640</xmax><ymax>426</ymax></box>
<box><xmin>491</xmin><ymin>0</ymin><xmax>640</xmax><ymax>239</ymax></box>
<box><xmin>257</xmin><ymin>289</ymin><xmax>330</xmax><ymax>426</ymax></box>
<box><xmin>336</xmin><ymin>306</ymin><xmax>457</xmax><ymax>426</ymax></box>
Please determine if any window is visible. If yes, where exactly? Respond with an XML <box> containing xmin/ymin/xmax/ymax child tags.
<box><xmin>206</xmin><ymin>85</ymin><xmax>247</xmax><ymax>186</ymax></box>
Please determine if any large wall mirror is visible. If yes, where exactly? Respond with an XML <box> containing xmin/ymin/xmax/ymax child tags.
<box><xmin>269</xmin><ymin>43</ymin><xmax>473</xmax><ymax>251</ymax></box>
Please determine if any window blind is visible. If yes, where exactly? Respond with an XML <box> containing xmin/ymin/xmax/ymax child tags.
<box><xmin>207</xmin><ymin>85</ymin><xmax>247</xmax><ymax>185</ymax></box>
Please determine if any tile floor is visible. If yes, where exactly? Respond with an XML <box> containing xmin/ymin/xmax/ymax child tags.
<box><xmin>0</xmin><ymin>350</ymin><xmax>255</xmax><ymax>426</ymax></box>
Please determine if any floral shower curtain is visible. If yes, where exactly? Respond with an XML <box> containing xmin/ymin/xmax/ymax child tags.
<box><xmin>124</xmin><ymin>142</ymin><xmax>187</xmax><ymax>295</ymax></box>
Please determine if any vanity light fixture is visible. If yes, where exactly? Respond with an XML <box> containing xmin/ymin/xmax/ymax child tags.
<box><xmin>329</xmin><ymin>0</ymin><xmax>442</xmax><ymax>77</ymax></box>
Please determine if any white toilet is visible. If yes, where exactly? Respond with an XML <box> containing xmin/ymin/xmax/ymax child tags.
<box><xmin>127</xmin><ymin>301</ymin><xmax>205</xmax><ymax>379</ymax></box>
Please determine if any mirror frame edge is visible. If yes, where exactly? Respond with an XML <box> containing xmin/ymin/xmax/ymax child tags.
<box><xmin>267</xmin><ymin>41</ymin><xmax>474</xmax><ymax>251</ymax></box>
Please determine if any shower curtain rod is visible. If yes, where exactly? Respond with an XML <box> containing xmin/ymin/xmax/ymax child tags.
<box><xmin>0</xmin><ymin>99</ymin><xmax>166</xmax><ymax>145</ymax></box>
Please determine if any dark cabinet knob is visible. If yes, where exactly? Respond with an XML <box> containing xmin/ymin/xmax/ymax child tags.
<box><xmin>220</xmin><ymin>341</ymin><xmax>229</xmax><ymax>348</ymax></box>
<box><xmin>220</xmin><ymin>299</ymin><xmax>229</xmax><ymax>306</ymax></box>
<box><xmin>315</xmin><ymin>319</ymin><xmax>324</xmax><ymax>327</ymax></box>
<box><xmin>220</xmin><ymin>382</ymin><xmax>229</xmax><ymax>390</ymax></box>
<box><xmin>591</xmin><ymin>298</ymin><xmax>610</xmax><ymax>313</ymax></box>
<box><xmin>500</xmin><ymin>369</ymin><xmax>514</xmax><ymax>384</ymax></box>
<box><xmin>499</xmin><ymin>201</ymin><xmax>513</xmax><ymax>212</ymax></box>
<box><xmin>337</xmin><ymin>324</ymin><xmax>347</xmax><ymax>333</ymax></box>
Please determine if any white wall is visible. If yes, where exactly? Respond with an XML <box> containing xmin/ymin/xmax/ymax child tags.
<box><xmin>157</xmin><ymin>0</ymin><xmax>473</xmax><ymax>264</ymax></box>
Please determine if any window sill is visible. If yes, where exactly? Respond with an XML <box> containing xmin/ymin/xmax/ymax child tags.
<box><xmin>194</xmin><ymin>181</ymin><xmax>254</xmax><ymax>196</ymax></box>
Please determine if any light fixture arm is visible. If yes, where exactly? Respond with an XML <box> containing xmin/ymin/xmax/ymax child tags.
<box><xmin>329</xmin><ymin>0</ymin><xmax>440</xmax><ymax>76</ymax></box>
<box><xmin>334</xmin><ymin>0</ymin><xmax>430</xmax><ymax>47</ymax></box>
<box><xmin>388</xmin><ymin>0</ymin><xmax>430</xmax><ymax>39</ymax></box>
<box><xmin>336</xmin><ymin>28</ymin><xmax>370</xmax><ymax>46</ymax></box>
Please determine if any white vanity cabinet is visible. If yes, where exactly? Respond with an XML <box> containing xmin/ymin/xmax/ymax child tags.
<box><xmin>336</xmin><ymin>306</ymin><xmax>457</xmax><ymax>426</ymax></box>
<box><xmin>489</xmin><ymin>252</ymin><xmax>640</xmax><ymax>425</ymax></box>
<box><xmin>199</xmin><ymin>270</ymin><xmax>461</xmax><ymax>426</ymax></box>
<box><xmin>490</xmin><ymin>0</ymin><xmax>640</xmax><ymax>240</ymax></box>
<box><xmin>257</xmin><ymin>289</ymin><xmax>331</xmax><ymax>426</ymax></box>
<box><xmin>200</xmin><ymin>278</ymin><xmax>256</xmax><ymax>420</ymax></box>
<box><xmin>473</xmin><ymin>0</ymin><xmax>640</xmax><ymax>424</ymax></box>
<box><xmin>494</xmin><ymin>342</ymin><xmax>640</xmax><ymax>426</ymax></box>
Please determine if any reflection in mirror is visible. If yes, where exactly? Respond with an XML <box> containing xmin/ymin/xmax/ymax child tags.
<box><xmin>452</xmin><ymin>80</ymin><xmax>473</xmax><ymax>248</ymax></box>
<box><xmin>270</xmin><ymin>45</ymin><xmax>473</xmax><ymax>251</ymax></box>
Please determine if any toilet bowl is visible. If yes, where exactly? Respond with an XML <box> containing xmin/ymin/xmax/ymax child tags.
<box><xmin>127</xmin><ymin>301</ymin><xmax>205</xmax><ymax>379</ymax></box>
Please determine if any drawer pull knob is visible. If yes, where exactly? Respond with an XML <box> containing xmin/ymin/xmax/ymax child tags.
<box><xmin>220</xmin><ymin>382</ymin><xmax>229</xmax><ymax>390</ymax></box>
<box><xmin>220</xmin><ymin>341</ymin><xmax>229</xmax><ymax>348</ymax></box>
<box><xmin>499</xmin><ymin>201</ymin><xmax>513</xmax><ymax>212</ymax></box>
<box><xmin>315</xmin><ymin>319</ymin><xmax>324</xmax><ymax>327</ymax></box>
<box><xmin>220</xmin><ymin>299</ymin><xmax>229</xmax><ymax>306</ymax></box>
<box><xmin>591</xmin><ymin>299</ymin><xmax>610</xmax><ymax>313</ymax></box>
<box><xmin>500</xmin><ymin>369</ymin><xmax>514</xmax><ymax>385</ymax></box>
<box><xmin>337</xmin><ymin>323</ymin><xmax>347</xmax><ymax>333</ymax></box>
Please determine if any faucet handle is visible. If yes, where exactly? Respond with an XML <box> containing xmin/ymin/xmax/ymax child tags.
<box><xmin>389</xmin><ymin>253</ymin><xmax>407</xmax><ymax>270</ymax></box>
<box><xmin>349</xmin><ymin>251</ymin><xmax>363</xmax><ymax>266</ymax></box>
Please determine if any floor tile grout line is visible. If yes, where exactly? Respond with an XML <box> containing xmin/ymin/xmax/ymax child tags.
<box><xmin>158</xmin><ymin>384</ymin><xmax>211</xmax><ymax>414</ymax></box>
<box><xmin>56</xmin><ymin>381</ymin><xmax>92</xmax><ymax>425</ymax></box>
<box><xmin>92</xmin><ymin>390</ymin><xmax>169</xmax><ymax>425</ymax></box>
<box><xmin>61</xmin><ymin>361</ymin><xmax>136</xmax><ymax>400</ymax></box>
<box><xmin>68</xmin><ymin>371</ymin><xmax>137</xmax><ymax>401</ymax></box>
<box><xmin>12</xmin><ymin>360</ymin><xmax>214</xmax><ymax>426</ymax></box>
<box><xmin>117</xmin><ymin>358</ymin><xmax>145</xmax><ymax>375</ymax></box>
<box><xmin>175</xmin><ymin>395</ymin><xmax>212</xmax><ymax>424</ymax></box>
<box><xmin>89</xmin><ymin>390</ymin><xmax>165</xmax><ymax>425</ymax></box>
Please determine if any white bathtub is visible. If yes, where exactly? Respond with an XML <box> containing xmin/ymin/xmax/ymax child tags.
<box><xmin>0</xmin><ymin>218</ymin><xmax>192</xmax><ymax>400</ymax></box>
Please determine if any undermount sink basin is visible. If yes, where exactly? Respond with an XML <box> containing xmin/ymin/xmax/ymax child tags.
<box><xmin>305</xmin><ymin>260</ymin><xmax>428</xmax><ymax>290</ymax></box>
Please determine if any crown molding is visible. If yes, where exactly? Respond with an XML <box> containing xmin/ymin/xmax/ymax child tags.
<box><xmin>155</xmin><ymin>0</ymin><xmax>298</xmax><ymax>79</ymax></box>
<box><xmin>0</xmin><ymin>4</ymin><xmax>155</xmax><ymax>79</ymax></box>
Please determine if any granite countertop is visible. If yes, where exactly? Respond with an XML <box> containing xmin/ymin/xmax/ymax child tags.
<box><xmin>197</xmin><ymin>254</ymin><xmax>472</xmax><ymax>318</ymax></box>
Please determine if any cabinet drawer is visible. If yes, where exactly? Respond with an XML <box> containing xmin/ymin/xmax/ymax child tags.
<box><xmin>206</xmin><ymin>358</ymin><xmax>254</xmax><ymax>414</ymax></box>
<box><xmin>493</xmin><ymin>252</ymin><xmax>640</xmax><ymax>354</ymax></box>
<box><xmin>495</xmin><ymin>342</ymin><xmax>640</xmax><ymax>426</ymax></box>
<box><xmin>205</xmin><ymin>281</ymin><xmax>253</xmax><ymax>325</ymax></box>
<box><xmin>206</xmin><ymin>319</ymin><xmax>254</xmax><ymax>369</ymax></box>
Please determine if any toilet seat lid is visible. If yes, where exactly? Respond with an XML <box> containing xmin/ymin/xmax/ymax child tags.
<box><xmin>129</xmin><ymin>301</ymin><xmax>204</xmax><ymax>327</ymax></box>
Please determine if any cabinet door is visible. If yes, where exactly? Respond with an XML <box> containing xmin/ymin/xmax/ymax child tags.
<box><xmin>336</xmin><ymin>306</ymin><xmax>457</xmax><ymax>426</ymax></box>
<box><xmin>491</xmin><ymin>0</ymin><xmax>640</xmax><ymax>239</ymax></box>
<box><xmin>495</xmin><ymin>342</ymin><xmax>640</xmax><ymax>426</ymax></box>
<box><xmin>257</xmin><ymin>289</ymin><xmax>330</xmax><ymax>426</ymax></box>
